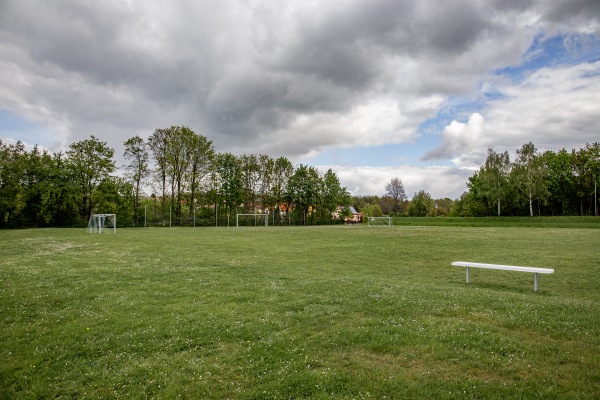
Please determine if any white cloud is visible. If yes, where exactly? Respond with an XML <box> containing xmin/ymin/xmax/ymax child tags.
<box><xmin>323</xmin><ymin>164</ymin><xmax>472</xmax><ymax>199</ymax></box>
<box><xmin>425</xmin><ymin>60</ymin><xmax>600</xmax><ymax>168</ymax></box>
<box><xmin>423</xmin><ymin>113</ymin><xmax>486</xmax><ymax>169</ymax></box>
<box><xmin>483</xmin><ymin>61</ymin><xmax>600</xmax><ymax>152</ymax></box>
<box><xmin>0</xmin><ymin>0</ymin><xmax>557</xmax><ymax>157</ymax></box>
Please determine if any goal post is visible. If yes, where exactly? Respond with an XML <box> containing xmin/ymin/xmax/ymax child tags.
<box><xmin>236</xmin><ymin>213</ymin><xmax>268</xmax><ymax>227</ymax></box>
<box><xmin>87</xmin><ymin>214</ymin><xmax>117</xmax><ymax>233</ymax></box>
<box><xmin>368</xmin><ymin>216</ymin><xmax>393</xmax><ymax>228</ymax></box>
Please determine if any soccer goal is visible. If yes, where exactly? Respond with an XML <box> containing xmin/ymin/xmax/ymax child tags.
<box><xmin>87</xmin><ymin>214</ymin><xmax>116</xmax><ymax>233</ymax></box>
<box><xmin>368</xmin><ymin>216</ymin><xmax>393</xmax><ymax>228</ymax></box>
<box><xmin>236</xmin><ymin>213</ymin><xmax>268</xmax><ymax>227</ymax></box>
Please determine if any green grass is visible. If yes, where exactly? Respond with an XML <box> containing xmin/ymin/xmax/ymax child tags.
<box><xmin>1</xmin><ymin>224</ymin><xmax>599</xmax><ymax>399</ymax></box>
<box><xmin>393</xmin><ymin>216</ymin><xmax>600</xmax><ymax>229</ymax></box>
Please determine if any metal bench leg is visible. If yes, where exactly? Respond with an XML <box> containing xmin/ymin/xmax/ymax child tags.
<box><xmin>466</xmin><ymin>267</ymin><xmax>470</xmax><ymax>283</ymax></box>
<box><xmin>534</xmin><ymin>273</ymin><xmax>538</xmax><ymax>292</ymax></box>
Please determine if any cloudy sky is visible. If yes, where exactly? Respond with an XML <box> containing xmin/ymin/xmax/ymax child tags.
<box><xmin>1</xmin><ymin>0</ymin><xmax>599</xmax><ymax>199</ymax></box>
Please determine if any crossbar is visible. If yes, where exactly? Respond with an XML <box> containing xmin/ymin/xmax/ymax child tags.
<box><xmin>452</xmin><ymin>261</ymin><xmax>554</xmax><ymax>292</ymax></box>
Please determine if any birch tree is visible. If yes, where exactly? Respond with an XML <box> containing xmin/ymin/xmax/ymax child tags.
<box><xmin>512</xmin><ymin>142</ymin><xmax>548</xmax><ymax>217</ymax></box>
<box><xmin>148</xmin><ymin>128</ymin><xmax>171</xmax><ymax>223</ymax></box>
<box><xmin>479</xmin><ymin>148</ymin><xmax>511</xmax><ymax>216</ymax></box>
<box><xmin>124</xmin><ymin>136</ymin><xmax>149</xmax><ymax>225</ymax></box>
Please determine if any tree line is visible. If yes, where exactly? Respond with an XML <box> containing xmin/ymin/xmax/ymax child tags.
<box><xmin>2</xmin><ymin>132</ymin><xmax>598</xmax><ymax>228</ymax></box>
<box><xmin>455</xmin><ymin>142</ymin><xmax>600</xmax><ymax>217</ymax></box>
<box><xmin>0</xmin><ymin>126</ymin><xmax>351</xmax><ymax>228</ymax></box>
<box><xmin>351</xmin><ymin>182</ymin><xmax>452</xmax><ymax>218</ymax></box>
<box><xmin>349</xmin><ymin>142</ymin><xmax>599</xmax><ymax>218</ymax></box>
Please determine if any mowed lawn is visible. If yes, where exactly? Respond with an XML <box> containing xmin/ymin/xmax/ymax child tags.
<box><xmin>1</xmin><ymin>224</ymin><xmax>599</xmax><ymax>399</ymax></box>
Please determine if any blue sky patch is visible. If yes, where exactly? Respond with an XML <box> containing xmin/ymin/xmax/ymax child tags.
<box><xmin>0</xmin><ymin>109</ymin><xmax>56</xmax><ymax>149</ymax></box>
<box><xmin>496</xmin><ymin>33</ymin><xmax>600</xmax><ymax>83</ymax></box>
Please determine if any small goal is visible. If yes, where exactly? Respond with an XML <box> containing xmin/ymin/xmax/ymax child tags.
<box><xmin>236</xmin><ymin>213</ymin><xmax>268</xmax><ymax>227</ymax></box>
<box><xmin>87</xmin><ymin>214</ymin><xmax>116</xmax><ymax>233</ymax></box>
<box><xmin>368</xmin><ymin>216</ymin><xmax>393</xmax><ymax>228</ymax></box>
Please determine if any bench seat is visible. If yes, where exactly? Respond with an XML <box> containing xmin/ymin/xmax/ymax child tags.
<box><xmin>452</xmin><ymin>261</ymin><xmax>554</xmax><ymax>292</ymax></box>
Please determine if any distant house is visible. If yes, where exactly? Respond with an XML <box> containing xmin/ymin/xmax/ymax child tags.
<box><xmin>347</xmin><ymin>206</ymin><xmax>362</xmax><ymax>224</ymax></box>
<box><xmin>333</xmin><ymin>206</ymin><xmax>362</xmax><ymax>224</ymax></box>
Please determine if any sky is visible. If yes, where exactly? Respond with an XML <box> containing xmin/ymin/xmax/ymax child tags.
<box><xmin>1</xmin><ymin>0</ymin><xmax>599</xmax><ymax>199</ymax></box>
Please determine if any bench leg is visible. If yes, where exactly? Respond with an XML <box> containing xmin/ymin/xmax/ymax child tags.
<box><xmin>534</xmin><ymin>273</ymin><xmax>538</xmax><ymax>292</ymax></box>
<box><xmin>466</xmin><ymin>267</ymin><xmax>470</xmax><ymax>283</ymax></box>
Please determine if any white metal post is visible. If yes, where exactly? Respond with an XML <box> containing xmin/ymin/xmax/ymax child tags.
<box><xmin>466</xmin><ymin>266</ymin><xmax>470</xmax><ymax>283</ymax></box>
<box><xmin>534</xmin><ymin>273</ymin><xmax>539</xmax><ymax>292</ymax></box>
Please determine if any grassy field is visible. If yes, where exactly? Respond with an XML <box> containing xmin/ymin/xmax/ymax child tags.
<box><xmin>393</xmin><ymin>216</ymin><xmax>600</xmax><ymax>229</ymax></box>
<box><xmin>1</xmin><ymin>222</ymin><xmax>599</xmax><ymax>399</ymax></box>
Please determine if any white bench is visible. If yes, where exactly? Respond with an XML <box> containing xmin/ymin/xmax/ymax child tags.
<box><xmin>452</xmin><ymin>261</ymin><xmax>554</xmax><ymax>292</ymax></box>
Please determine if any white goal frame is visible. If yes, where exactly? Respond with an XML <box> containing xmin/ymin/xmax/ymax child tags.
<box><xmin>87</xmin><ymin>214</ymin><xmax>116</xmax><ymax>234</ymax></box>
<box><xmin>368</xmin><ymin>216</ymin><xmax>393</xmax><ymax>228</ymax></box>
<box><xmin>236</xmin><ymin>213</ymin><xmax>268</xmax><ymax>227</ymax></box>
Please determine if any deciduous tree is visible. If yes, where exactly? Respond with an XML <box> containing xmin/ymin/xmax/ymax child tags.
<box><xmin>385</xmin><ymin>177</ymin><xmax>406</xmax><ymax>214</ymax></box>
<box><xmin>479</xmin><ymin>148</ymin><xmax>511</xmax><ymax>216</ymax></box>
<box><xmin>287</xmin><ymin>165</ymin><xmax>321</xmax><ymax>225</ymax></box>
<box><xmin>148</xmin><ymin>128</ymin><xmax>171</xmax><ymax>223</ymax></box>
<box><xmin>409</xmin><ymin>190</ymin><xmax>435</xmax><ymax>217</ymax></box>
<box><xmin>186</xmin><ymin>133</ymin><xmax>214</xmax><ymax>219</ymax></box>
<box><xmin>215</xmin><ymin>152</ymin><xmax>243</xmax><ymax>226</ymax></box>
<box><xmin>271</xmin><ymin>157</ymin><xmax>293</xmax><ymax>224</ymax></box>
<box><xmin>124</xmin><ymin>136</ymin><xmax>150</xmax><ymax>225</ymax></box>
<box><xmin>320</xmin><ymin>169</ymin><xmax>350</xmax><ymax>223</ymax></box>
<box><xmin>66</xmin><ymin>136</ymin><xmax>115</xmax><ymax>222</ymax></box>
<box><xmin>512</xmin><ymin>142</ymin><xmax>548</xmax><ymax>217</ymax></box>
<box><xmin>0</xmin><ymin>140</ymin><xmax>26</xmax><ymax>227</ymax></box>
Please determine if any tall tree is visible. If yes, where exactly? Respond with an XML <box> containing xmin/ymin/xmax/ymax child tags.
<box><xmin>186</xmin><ymin>133</ymin><xmax>215</xmax><ymax>220</ymax></box>
<box><xmin>271</xmin><ymin>156</ymin><xmax>293</xmax><ymax>224</ymax></box>
<box><xmin>0</xmin><ymin>140</ymin><xmax>26</xmax><ymax>227</ymax></box>
<box><xmin>66</xmin><ymin>136</ymin><xmax>115</xmax><ymax>222</ymax></box>
<box><xmin>385</xmin><ymin>177</ymin><xmax>406</xmax><ymax>214</ymax></box>
<box><xmin>287</xmin><ymin>165</ymin><xmax>321</xmax><ymax>225</ymax></box>
<box><xmin>215</xmin><ymin>152</ymin><xmax>243</xmax><ymax>226</ymax></box>
<box><xmin>572</xmin><ymin>143</ymin><xmax>600</xmax><ymax>215</ymax></box>
<box><xmin>165</xmin><ymin>126</ymin><xmax>194</xmax><ymax>222</ymax></box>
<box><xmin>44</xmin><ymin>152</ymin><xmax>78</xmax><ymax>227</ymax></box>
<box><xmin>479</xmin><ymin>148</ymin><xmax>511</xmax><ymax>216</ymax></box>
<box><xmin>586</xmin><ymin>143</ymin><xmax>600</xmax><ymax>216</ymax></box>
<box><xmin>239</xmin><ymin>154</ymin><xmax>260</xmax><ymax>212</ymax></box>
<box><xmin>257</xmin><ymin>154</ymin><xmax>275</xmax><ymax>215</ymax></box>
<box><xmin>512</xmin><ymin>142</ymin><xmax>548</xmax><ymax>217</ymax></box>
<box><xmin>408</xmin><ymin>190</ymin><xmax>435</xmax><ymax>217</ymax></box>
<box><xmin>22</xmin><ymin>146</ymin><xmax>56</xmax><ymax>227</ymax></box>
<box><xmin>543</xmin><ymin>149</ymin><xmax>576</xmax><ymax>215</ymax></box>
<box><xmin>320</xmin><ymin>169</ymin><xmax>350</xmax><ymax>223</ymax></box>
<box><xmin>123</xmin><ymin>136</ymin><xmax>150</xmax><ymax>226</ymax></box>
<box><xmin>148</xmin><ymin>128</ymin><xmax>171</xmax><ymax>224</ymax></box>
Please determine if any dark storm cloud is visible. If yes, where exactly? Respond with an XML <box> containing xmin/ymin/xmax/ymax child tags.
<box><xmin>274</xmin><ymin>0</ymin><xmax>493</xmax><ymax>80</ymax></box>
<box><xmin>544</xmin><ymin>0</ymin><xmax>600</xmax><ymax>27</ymax></box>
<box><xmin>0</xmin><ymin>0</ymin><xmax>503</xmax><ymax>150</ymax></box>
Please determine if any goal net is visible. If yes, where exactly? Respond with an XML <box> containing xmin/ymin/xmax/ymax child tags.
<box><xmin>236</xmin><ymin>213</ymin><xmax>268</xmax><ymax>227</ymax></box>
<box><xmin>87</xmin><ymin>214</ymin><xmax>117</xmax><ymax>233</ymax></box>
<box><xmin>368</xmin><ymin>216</ymin><xmax>393</xmax><ymax>228</ymax></box>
